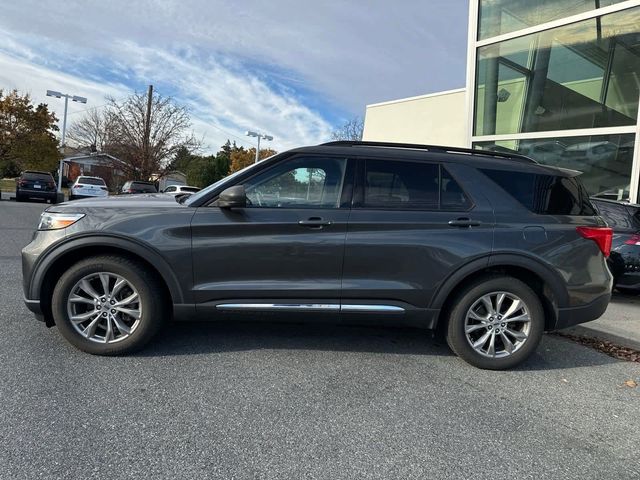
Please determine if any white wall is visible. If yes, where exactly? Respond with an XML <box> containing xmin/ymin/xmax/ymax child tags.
<box><xmin>362</xmin><ymin>88</ymin><xmax>467</xmax><ymax>147</ymax></box>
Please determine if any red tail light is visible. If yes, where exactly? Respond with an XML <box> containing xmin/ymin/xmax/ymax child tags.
<box><xmin>624</xmin><ymin>234</ymin><xmax>640</xmax><ymax>246</ymax></box>
<box><xmin>19</xmin><ymin>181</ymin><xmax>27</xmax><ymax>187</ymax></box>
<box><xmin>576</xmin><ymin>226</ymin><xmax>613</xmax><ymax>257</ymax></box>
<box><xmin>73</xmin><ymin>184</ymin><xmax>82</xmax><ymax>189</ymax></box>
<box><xmin>47</xmin><ymin>182</ymin><xmax>55</xmax><ymax>188</ymax></box>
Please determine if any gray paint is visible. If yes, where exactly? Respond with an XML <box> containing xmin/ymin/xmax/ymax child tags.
<box><xmin>22</xmin><ymin>144</ymin><xmax>613</xmax><ymax>331</ymax></box>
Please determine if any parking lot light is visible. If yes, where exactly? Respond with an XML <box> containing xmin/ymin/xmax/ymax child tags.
<box><xmin>46</xmin><ymin>89</ymin><xmax>88</xmax><ymax>193</ymax></box>
<box><xmin>246</xmin><ymin>130</ymin><xmax>274</xmax><ymax>163</ymax></box>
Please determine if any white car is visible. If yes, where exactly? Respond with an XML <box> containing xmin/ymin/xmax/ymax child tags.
<box><xmin>162</xmin><ymin>185</ymin><xmax>201</xmax><ymax>196</ymax></box>
<box><xmin>69</xmin><ymin>176</ymin><xmax>109</xmax><ymax>200</ymax></box>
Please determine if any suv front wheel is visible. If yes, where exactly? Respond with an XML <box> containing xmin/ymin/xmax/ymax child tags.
<box><xmin>446</xmin><ymin>276</ymin><xmax>544</xmax><ymax>370</ymax></box>
<box><xmin>51</xmin><ymin>255</ymin><xmax>166</xmax><ymax>355</ymax></box>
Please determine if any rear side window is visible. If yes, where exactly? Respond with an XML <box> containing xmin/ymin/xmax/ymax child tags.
<box><xmin>362</xmin><ymin>159</ymin><xmax>470</xmax><ymax>210</ymax></box>
<box><xmin>132</xmin><ymin>182</ymin><xmax>157</xmax><ymax>192</ymax></box>
<box><xmin>23</xmin><ymin>172</ymin><xmax>53</xmax><ymax>181</ymax></box>
<box><xmin>481</xmin><ymin>169</ymin><xmax>596</xmax><ymax>216</ymax></box>
<box><xmin>77</xmin><ymin>177</ymin><xmax>105</xmax><ymax>186</ymax></box>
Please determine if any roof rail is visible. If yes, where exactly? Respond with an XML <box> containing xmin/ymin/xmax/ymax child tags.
<box><xmin>320</xmin><ymin>140</ymin><xmax>537</xmax><ymax>164</ymax></box>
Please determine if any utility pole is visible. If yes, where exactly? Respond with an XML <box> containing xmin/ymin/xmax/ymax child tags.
<box><xmin>142</xmin><ymin>84</ymin><xmax>153</xmax><ymax>179</ymax></box>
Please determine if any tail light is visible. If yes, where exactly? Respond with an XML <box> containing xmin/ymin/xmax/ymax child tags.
<box><xmin>100</xmin><ymin>187</ymin><xmax>108</xmax><ymax>191</ymax></box>
<box><xmin>73</xmin><ymin>184</ymin><xmax>82</xmax><ymax>189</ymax></box>
<box><xmin>624</xmin><ymin>234</ymin><xmax>640</xmax><ymax>246</ymax></box>
<box><xmin>576</xmin><ymin>226</ymin><xmax>613</xmax><ymax>257</ymax></box>
<box><xmin>19</xmin><ymin>181</ymin><xmax>27</xmax><ymax>187</ymax></box>
<box><xmin>47</xmin><ymin>182</ymin><xmax>55</xmax><ymax>188</ymax></box>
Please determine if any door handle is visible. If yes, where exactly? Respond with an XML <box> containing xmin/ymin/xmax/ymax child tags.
<box><xmin>298</xmin><ymin>217</ymin><xmax>332</xmax><ymax>228</ymax></box>
<box><xmin>448</xmin><ymin>217</ymin><xmax>481</xmax><ymax>228</ymax></box>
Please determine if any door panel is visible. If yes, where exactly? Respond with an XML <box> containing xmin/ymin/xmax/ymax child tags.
<box><xmin>191</xmin><ymin>207</ymin><xmax>349</xmax><ymax>303</ymax></box>
<box><xmin>342</xmin><ymin>160</ymin><xmax>495</xmax><ymax>309</ymax></box>
<box><xmin>190</xmin><ymin>155</ymin><xmax>352</xmax><ymax>306</ymax></box>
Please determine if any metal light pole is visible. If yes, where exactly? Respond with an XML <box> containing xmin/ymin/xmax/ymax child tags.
<box><xmin>246</xmin><ymin>131</ymin><xmax>274</xmax><ymax>163</ymax></box>
<box><xmin>46</xmin><ymin>90</ymin><xmax>88</xmax><ymax>193</ymax></box>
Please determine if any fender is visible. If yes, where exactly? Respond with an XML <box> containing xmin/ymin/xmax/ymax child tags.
<box><xmin>429</xmin><ymin>252</ymin><xmax>569</xmax><ymax>310</ymax></box>
<box><xmin>28</xmin><ymin>233</ymin><xmax>185</xmax><ymax>304</ymax></box>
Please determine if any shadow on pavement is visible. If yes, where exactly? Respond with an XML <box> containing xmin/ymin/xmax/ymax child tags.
<box><xmin>610</xmin><ymin>290</ymin><xmax>640</xmax><ymax>306</ymax></box>
<box><xmin>135</xmin><ymin>320</ymin><xmax>621</xmax><ymax>370</ymax></box>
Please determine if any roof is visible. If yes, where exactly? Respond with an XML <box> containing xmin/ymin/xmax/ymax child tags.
<box><xmin>319</xmin><ymin>140</ymin><xmax>537</xmax><ymax>164</ymax></box>
<box><xmin>64</xmin><ymin>153</ymin><xmax>125</xmax><ymax>167</ymax></box>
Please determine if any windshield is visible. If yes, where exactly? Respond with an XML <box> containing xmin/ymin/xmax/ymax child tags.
<box><xmin>184</xmin><ymin>160</ymin><xmax>269</xmax><ymax>206</ymax></box>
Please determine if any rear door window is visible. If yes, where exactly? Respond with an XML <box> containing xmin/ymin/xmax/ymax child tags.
<box><xmin>360</xmin><ymin>159</ymin><xmax>470</xmax><ymax>211</ymax></box>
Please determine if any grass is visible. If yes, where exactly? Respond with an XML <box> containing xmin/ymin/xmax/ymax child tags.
<box><xmin>1</xmin><ymin>178</ymin><xmax>16</xmax><ymax>192</ymax></box>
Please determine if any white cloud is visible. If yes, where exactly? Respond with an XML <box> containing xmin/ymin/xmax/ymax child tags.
<box><xmin>0</xmin><ymin>0</ymin><xmax>469</xmax><ymax>151</ymax></box>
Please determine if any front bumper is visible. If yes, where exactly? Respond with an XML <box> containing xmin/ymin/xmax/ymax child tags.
<box><xmin>555</xmin><ymin>293</ymin><xmax>611</xmax><ymax>330</ymax></box>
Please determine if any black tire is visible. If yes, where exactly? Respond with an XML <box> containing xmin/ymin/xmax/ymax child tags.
<box><xmin>15</xmin><ymin>191</ymin><xmax>23</xmax><ymax>202</ymax></box>
<box><xmin>446</xmin><ymin>275</ymin><xmax>544</xmax><ymax>370</ymax></box>
<box><xmin>51</xmin><ymin>255</ymin><xmax>167</xmax><ymax>355</ymax></box>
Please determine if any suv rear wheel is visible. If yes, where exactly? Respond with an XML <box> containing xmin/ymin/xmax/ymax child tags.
<box><xmin>51</xmin><ymin>255</ymin><xmax>166</xmax><ymax>355</ymax></box>
<box><xmin>446</xmin><ymin>276</ymin><xmax>544</xmax><ymax>370</ymax></box>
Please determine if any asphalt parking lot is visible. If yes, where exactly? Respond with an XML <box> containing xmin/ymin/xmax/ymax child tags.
<box><xmin>1</xmin><ymin>194</ymin><xmax>639</xmax><ymax>480</ymax></box>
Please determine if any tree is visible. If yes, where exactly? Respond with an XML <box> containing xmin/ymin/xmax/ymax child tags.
<box><xmin>69</xmin><ymin>89</ymin><xmax>200</xmax><ymax>180</ymax></box>
<box><xmin>66</xmin><ymin>107</ymin><xmax>116</xmax><ymax>152</ymax></box>
<box><xmin>331</xmin><ymin>116</ymin><xmax>364</xmax><ymax>141</ymax></box>
<box><xmin>0</xmin><ymin>89</ymin><xmax>60</xmax><ymax>176</ymax></box>
<box><xmin>230</xmin><ymin>146</ymin><xmax>277</xmax><ymax>173</ymax></box>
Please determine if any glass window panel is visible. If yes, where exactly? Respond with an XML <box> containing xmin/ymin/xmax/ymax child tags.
<box><xmin>474</xmin><ymin>133</ymin><xmax>636</xmax><ymax>199</ymax></box>
<box><xmin>244</xmin><ymin>156</ymin><xmax>346</xmax><ymax>208</ymax></box>
<box><xmin>475</xmin><ymin>7</ymin><xmax>640</xmax><ymax>136</ymax></box>
<box><xmin>363</xmin><ymin>159</ymin><xmax>440</xmax><ymax>209</ymax></box>
<box><xmin>478</xmin><ymin>0</ymin><xmax>626</xmax><ymax>40</ymax></box>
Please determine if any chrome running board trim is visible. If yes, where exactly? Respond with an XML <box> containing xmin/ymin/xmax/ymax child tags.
<box><xmin>340</xmin><ymin>304</ymin><xmax>405</xmax><ymax>312</ymax></box>
<box><xmin>216</xmin><ymin>303</ymin><xmax>405</xmax><ymax>313</ymax></box>
<box><xmin>216</xmin><ymin>303</ymin><xmax>340</xmax><ymax>311</ymax></box>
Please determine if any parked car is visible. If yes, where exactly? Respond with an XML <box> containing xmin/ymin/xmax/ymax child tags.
<box><xmin>69</xmin><ymin>176</ymin><xmax>109</xmax><ymax>200</ymax></box>
<box><xmin>121</xmin><ymin>180</ymin><xmax>157</xmax><ymax>194</ymax></box>
<box><xmin>15</xmin><ymin>171</ymin><xmax>57</xmax><ymax>203</ymax></box>
<box><xmin>562</xmin><ymin>141</ymin><xmax>618</xmax><ymax>173</ymax></box>
<box><xmin>22</xmin><ymin>141</ymin><xmax>613</xmax><ymax>369</ymax></box>
<box><xmin>591</xmin><ymin>198</ymin><xmax>640</xmax><ymax>293</ymax></box>
<box><xmin>162</xmin><ymin>185</ymin><xmax>201</xmax><ymax>195</ymax></box>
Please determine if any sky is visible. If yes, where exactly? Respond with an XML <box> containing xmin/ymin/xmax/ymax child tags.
<box><xmin>0</xmin><ymin>0</ymin><xmax>469</xmax><ymax>153</ymax></box>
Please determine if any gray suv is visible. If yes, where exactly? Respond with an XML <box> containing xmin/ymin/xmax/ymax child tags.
<box><xmin>22</xmin><ymin>141</ymin><xmax>613</xmax><ymax>369</ymax></box>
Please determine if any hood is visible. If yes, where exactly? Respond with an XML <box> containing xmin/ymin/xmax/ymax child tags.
<box><xmin>48</xmin><ymin>193</ymin><xmax>185</xmax><ymax>212</ymax></box>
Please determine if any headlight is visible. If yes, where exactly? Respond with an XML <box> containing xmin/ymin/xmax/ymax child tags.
<box><xmin>38</xmin><ymin>212</ymin><xmax>85</xmax><ymax>230</ymax></box>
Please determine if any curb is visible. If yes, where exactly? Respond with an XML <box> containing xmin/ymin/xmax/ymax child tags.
<box><xmin>562</xmin><ymin>325</ymin><xmax>640</xmax><ymax>351</ymax></box>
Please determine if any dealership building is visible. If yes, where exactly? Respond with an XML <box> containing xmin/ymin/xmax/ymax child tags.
<box><xmin>363</xmin><ymin>0</ymin><xmax>640</xmax><ymax>202</ymax></box>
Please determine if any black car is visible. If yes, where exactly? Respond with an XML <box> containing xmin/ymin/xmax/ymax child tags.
<box><xmin>15</xmin><ymin>170</ymin><xmax>57</xmax><ymax>203</ymax></box>
<box><xmin>22</xmin><ymin>141</ymin><xmax>613</xmax><ymax>369</ymax></box>
<box><xmin>121</xmin><ymin>180</ymin><xmax>157</xmax><ymax>194</ymax></box>
<box><xmin>591</xmin><ymin>198</ymin><xmax>640</xmax><ymax>292</ymax></box>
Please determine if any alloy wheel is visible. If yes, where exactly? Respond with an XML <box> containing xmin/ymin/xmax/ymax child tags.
<box><xmin>464</xmin><ymin>291</ymin><xmax>531</xmax><ymax>358</ymax></box>
<box><xmin>66</xmin><ymin>272</ymin><xmax>142</xmax><ymax>343</ymax></box>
